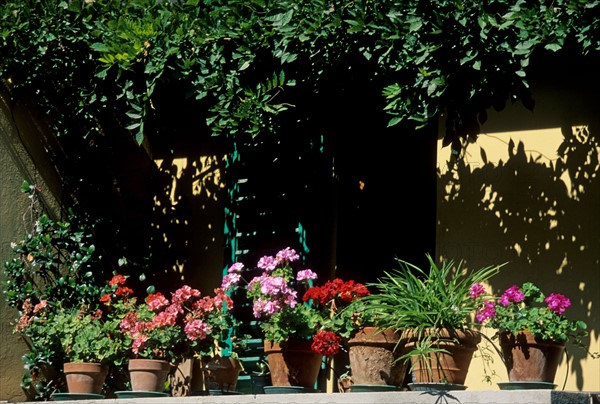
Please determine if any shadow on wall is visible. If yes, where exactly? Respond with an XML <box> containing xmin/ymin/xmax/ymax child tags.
<box><xmin>149</xmin><ymin>153</ymin><xmax>226</xmax><ymax>295</ymax></box>
<box><xmin>437</xmin><ymin>124</ymin><xmax>599</xmax><ymax>390</ymax></box>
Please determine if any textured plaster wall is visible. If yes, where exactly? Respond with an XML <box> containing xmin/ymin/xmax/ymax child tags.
<box><xmin>436</xmin><ymin>85</ymin><xmax>600</xmax><ymax>391</ymax></box>
<box><xmin>0</xmin><ymin>94</ymin><xmax>47</xmax><ymax>402</ymax></box>
<box><xmin>0</xmin><ymin>139</ymin><xmax>30</xmax><ymax>402</ymax></box>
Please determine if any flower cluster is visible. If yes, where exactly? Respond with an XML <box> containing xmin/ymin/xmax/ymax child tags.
<box><xmin>304</xmin><ymin>278</ymin><xmax>369</xmax><ymax>308</ymax></box>
<box><xmin>303</xmin><ymin>278</ymin><xmax>370</xmax><ymax>355</ymax></box>
<box><xmin>472</xmin><ymin>282</ymin><xmax>587</xmax><ymax>343</ymax></box>
<box><xmin>222</xmin><ymin>247</ymin><xmax>368</xmax><ymax>357</ymax></box>
<box><xmin>311</xmin><ymin>330</ymin><xmax>342</xmax><ymax>357</ymax></box>
<box><xmin>102</xmin><ymin>274</ymin><xmax>237</xmax><ymax>364</ymax></box>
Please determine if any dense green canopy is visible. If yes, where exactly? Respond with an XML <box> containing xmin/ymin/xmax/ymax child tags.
<box><xmin>1</xmin><ymin>0</ymin><xmax>599</xmax><ymax>145</ymax></box>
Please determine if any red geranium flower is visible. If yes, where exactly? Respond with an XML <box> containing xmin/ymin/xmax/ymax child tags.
<box><xmin>311</xmin><ymin>330</ymin><xmax>342</xmax><ymax>356</ymax></box>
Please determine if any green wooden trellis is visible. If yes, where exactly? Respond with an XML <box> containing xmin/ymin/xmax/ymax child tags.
<box><xmin>222</xmin><ymin>131</ymin><xmax>330</xmax><ymax>391</ymax></box>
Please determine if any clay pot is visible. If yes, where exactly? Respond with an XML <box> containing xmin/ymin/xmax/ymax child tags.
<box><xmin>346</xmin><ymin>327</ymin><xmax>407</xmax><ymax>387</ymax></box>
<box><xmin>201</xmin><ymin>356</ymin><xmax>243</xmax><ymax>392</ymax></box>
<box><xmin>63</xmin><ymin>362</ymin><xmax>108</xmax><ymax>395</ymax></box>
<box><xmin>404</xmin><ymin>328</ymin><xmax>481</xmax><ymax>385</ymax></box>
<box><xmin>499</xmin><ymin>330</ymin><xmax>565</xmax><ymax>383</ymax></box>
<box><xmin>263</xmin><ymin>339</ymin><xmax>323</xmax><ymax>388</ymax></box>
<box><xmin>128</xmin><ymin>358</ymin><xmax>172</xmax><ymax>392</ymax></box>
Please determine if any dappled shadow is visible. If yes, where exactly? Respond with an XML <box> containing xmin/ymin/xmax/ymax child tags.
<box><xmin>149</xmin><ymin>151</ymin><xmax>227</xmax><ymax>295</ymax></box>
<box><xmin>437</xmin><ymin>124</ymin><xmax>599</xmax><ymax>389</ymax></box>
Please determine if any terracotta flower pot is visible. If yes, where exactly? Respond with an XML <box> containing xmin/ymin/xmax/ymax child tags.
<box><xmin>346</xmin><ymin>327</ymin><xmax>407</xmax><ymax>387</ymax></box>
<box><xmin>63</xmin><ymin>362</ymin><xmax>108</xmax><ymax>395</ymax></box>
<box><xmin>201</xmin><ymin>356</ymin><xmax>243</xmax><ymax>392</ymax></box>
<box><xmin>403</xmin><ymin>328</ymin><xmax>481</xmax><ymax>385</ymax></box>
<box><xmin>263</xmin><ymin>339</ymin><xmax>323</xmax><ymax>389</ymax></box>
<box><xmin>499</xmin><ymin>330</ymin><xmax>565</xmax><ymax>383</ymax></box>
<box><xmin>128</xmin><ymin>358</ymin><xmax>172</xmax><ymax>392</ymax></box>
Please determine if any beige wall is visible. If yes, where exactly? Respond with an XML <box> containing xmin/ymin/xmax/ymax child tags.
<box><xmin>436</xmin><ymin>89</ymin><xmax>600</xmax><ymax>390</ymax></box>
<box><xmin>0</xmin><ymin>92</ymin><xmax>62</xmax><ymax>401</ymax></box>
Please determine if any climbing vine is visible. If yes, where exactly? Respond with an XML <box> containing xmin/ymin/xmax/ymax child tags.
<box><xmin>1</xmin><ymin>0</ymin><xmax>598</xmax><ymax>147</ymax></box>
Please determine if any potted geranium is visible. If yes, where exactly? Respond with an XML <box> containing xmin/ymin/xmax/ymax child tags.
<box><xmin>222</xmin><ymin>246</ymin><xmax>368</xmax><ymax>391</ymax></box>
<box><xmin>101</xmin><ymin>274</ymin><xmax>187</xmax><ymax>395</ymax></box>
<box><xmin>103</xmin><ymin>274</ymin><xmax>244</xmax><ymax>395</ymax></box>
<box><xmin>302</xmin><ymin>278</ymin><xmax>394</xmax><ymax>391</ymax></box>
<box><xmin>52</xmin><ymin>305</ymin><xmax>124</xmax><ymax>397</ymax></box>
<box><xmin>475</xmin><ymin>282</ymin><xmax>591</xmax><ymax>388</ymax></box>
<box><xmin>14</xmin><ymin>299</ymin><xmax>125</xmax><ymax>398</ymax></box>
<box><xmin>361</xmin><ymin>254</ymin><xmax>503</xmax><ymax>390</ymax></box>
<box><xmin>181</xmin><ymin>286</ymin><xmax>245</xmax><ymax>394</ymax></box>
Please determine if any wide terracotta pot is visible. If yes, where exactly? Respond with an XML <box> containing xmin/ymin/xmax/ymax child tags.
<box><xmin>128</xmin><ymin>358</ymin><xmax>172</xmax><ymax>392</ymax></box>
<box><xmin>499</xmin><ymin>330</ymin><xmax>565</xmax><ymax>383</ymax></box>
<box><xmin>403</xmin><ymin>328</ymin><xmax>481</xmax><ymax>385</ymax></box>
<box><xmin>263</xmin><ymin>339</ymin><xmax>323</xmax><ymax>388</ymax></box>
<box><xmin>63</xmin><ymin>362</ymin><xmax>108</xmax><ymax>395</ymax></box>
<box><xmin>346</xmin><ymin>327</ymin><xmax>407</xmax><ymax>387</ymax></box>
<box><xmin>201</xmin><ymin>356</ymin><xmax>243</xmax><ymax>392</ymax></box>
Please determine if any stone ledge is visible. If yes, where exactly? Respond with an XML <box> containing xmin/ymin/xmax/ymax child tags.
<box><xmin>22</xmin><ymin>390</ymin><xmax>599</xmax><ymax>404</ymax></box>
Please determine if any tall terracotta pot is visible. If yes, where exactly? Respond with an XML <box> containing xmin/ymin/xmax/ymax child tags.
<box><xmin>499</xmin><ymin>330</ymin><xmax>565</xmax><ymax>383</ymax></box>
<box><xmin>404</xmin><ymin>328</ymin><xmax>481</xmax><ymax>385</ymax></box>
<box><xmin>263</xmin><ymin>339</ymin><xmax>323</xmax><ymax>388</ymax></box>
<box><xmin>128</xmin><ymin>358</ymin><xmax>172</xmax><ymax>392</ymax></box>
<box><xmin>346</xmin><ymin>327</ymin><xmax>407</xmax><ymax>387</ymax></box>
<box><xmin>63</xmin><ymin>362</ymin><xmax>108</xmax><ymax>395</ymax></box>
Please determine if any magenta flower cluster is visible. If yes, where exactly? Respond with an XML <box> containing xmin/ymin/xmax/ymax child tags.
<box><xmin>499</xmin><ymin>285</ymin><xmax>525</xmax><ymax>306</ymax></box>
<box><xmin>544</xmin><ymin>293</ymin><xmax>571</xmax><ymax>314</ymax></box>
<box><xmin>471</xmin><ymin>283</ymin><xmax>573</xmax><ymax>325</ymax></box>
<box><xmin>469</xmin><ymin>283</ymin><xmax>496</xmax><ymax>322</ymax></box>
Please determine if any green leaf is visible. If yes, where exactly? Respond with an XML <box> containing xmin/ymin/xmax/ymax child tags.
<box><xmin>409</xmin><ymin>20</ymin><xmax>423</xmax><ymax>32</ymax></box>
<box><xmin>427</xmin><ymin>82</ymin><xmax>437</xmax><ymax>96</ymax></box>
<box><xmin>544</xmin><ymin>43</ymin><xmax>562</xmax><ymax>52</ymax></box>
<box><xmin>387</xmin><ymin>116</ymin><xmax>403</xmax><ymax>127</ymax></box>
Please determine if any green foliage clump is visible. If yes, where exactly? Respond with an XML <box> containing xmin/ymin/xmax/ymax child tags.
<box><xmin>2</xmin><ymin>182</ymin><xmax>120</xmax><ymax>400</ymax></box>
<box><xmin>1</xmin><ymin>0</ymin><xmax>599</xmax><ymax>148</ymax></box>
<box><xmin>364</xmin><ymin>254</ymin><xmax>502</xmax><ymax>331</ymax></box>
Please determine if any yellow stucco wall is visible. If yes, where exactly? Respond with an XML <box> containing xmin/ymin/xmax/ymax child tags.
<box><xmin>436</xmin><ymin>96</ymin><xmax>600</xmax><ymax>390</ymax></box>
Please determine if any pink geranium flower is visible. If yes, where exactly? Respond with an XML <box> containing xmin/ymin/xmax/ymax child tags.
<box><xmin>476</xmin><ymin>301</ymin><xmax>496</xmax><ymax>322</ymax></box>
<box><xmin>469</xmin><ymin>283</ymin><xmax>485</xmax><ymax>299</ymax></box>
<box><xmin>499</xmin><ymin>285</ymin><xmax>525</xmax><ymax>306</ymax></box>
<box><xmin>257</xmin><ymin>255</ymin><xmax>278</xmax><ymax>272</ymax></box>
<box><xmin>228</xmin><ymin>262</ymin><xmax>244</xmax><ymax>273</ymax></box>
<box><xmin>276</xmin><ymin>247</ymin><xmax>300</xmax><ymax>263</ymax></box>
<box><xmin>297</xmin><ymin>269</ymin><xmax>318</xmax><ymax>281</ymax></box>
<box><xmin>545</xmin><ymin>293</ymin><xmax>571</xmax><ymax>314</ymax></box>
<box><xmin>221</xmin><ymin>273</ymin><xmax>241</xmax><ymax>290</ymax></box>
<box><xmin>184</xmin><ymin>319</ymin><xmax>211</xmax><ymax>341</ymax></box>
<box><xmin>33</xmin><ymin>300</ymin><xmax>47</xmax><ymax>313</ymax></box>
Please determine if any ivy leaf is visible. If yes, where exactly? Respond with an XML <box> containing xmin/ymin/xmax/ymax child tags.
<box><xmin>267</xmin><ymin>9</ymin><xmax>294</xmax><ymax>28</ymax></box>
<box><xmin>544</xmin><ymin>43</ymin><xmax>562</xmax><ymax>52</ymax></box>
<box><xmin>427</xmin><ymin>81</ymin><xmax>437</xmax><ymax>96</ymax></box>
<box><xmin>90</xmin><ymin>42</ymin><xmax>110</xmax><ymax>53</ymax></box>
<box><xmin>409</xmin><ymin>19</ymin><xmax>423</xmax><ymax>32</ymax></box>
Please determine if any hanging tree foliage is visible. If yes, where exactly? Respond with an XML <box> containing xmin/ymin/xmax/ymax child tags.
<box><xmin>1</xmin><ymin>0</ymin><xmax>599</xmax><ymax>147</ymax></box>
